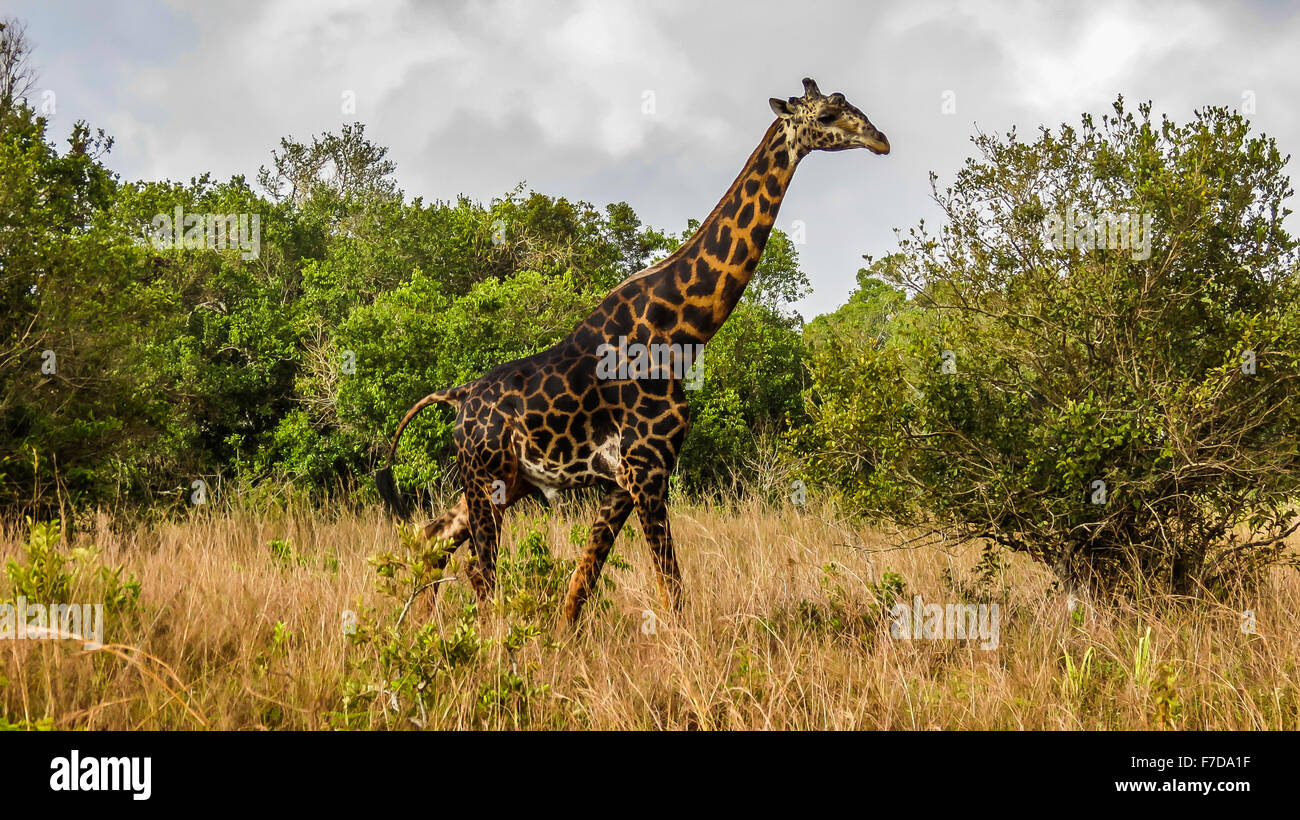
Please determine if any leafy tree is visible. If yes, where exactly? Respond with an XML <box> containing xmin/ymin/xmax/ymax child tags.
<box><xmin>802</xmin><ymin>98</ymin><xmax>1300</xmax><ymax>599</ymax></box>
<box><xmin>263</xmin><ymin>268</ymin><xmax>601</xmax><ymax>493</ymax></box>
<box><xmin>804</xmin><ymin>255</ymin><xmax>909</xmax><ymax>354</ymax></box>
<box><xmin>257</xmin><ymin>122</ymin><xmax>398</xmax><ymax>207</ymax></box>
<box><xmin>603</xmin><ymin>200</ymin><xmax>673</xmax><ymax>277</ymax></box>
<box><xmin>0</xmin><ymin>18</ymin><xmax>36</xmax><ymax>112</ymax></box>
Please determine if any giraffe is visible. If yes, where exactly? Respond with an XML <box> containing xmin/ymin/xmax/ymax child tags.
<box><xmin>376</xmin><ymin>77</ymin><xmax>889</xmax><ymax>625</ymax></box>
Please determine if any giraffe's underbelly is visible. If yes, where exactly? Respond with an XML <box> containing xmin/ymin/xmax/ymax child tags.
<box><xmin>515</xmin><ymin>432</ymin><xmax>621</xmax><ymax>495</ymax></box>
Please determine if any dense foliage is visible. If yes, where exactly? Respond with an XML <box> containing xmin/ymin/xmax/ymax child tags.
<box><xmin>0</xmin><ymin>39</ymin><xmax>812</xmax><ymax>514</ymax></box>
<box><xmin>801</xmin><ymin>100</ymin><xmax>1300</xmax><ymax>597</ymax></box>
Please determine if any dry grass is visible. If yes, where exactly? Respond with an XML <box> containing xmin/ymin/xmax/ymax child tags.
<box><xmin>2</xmin><ymin>494</ymin><xmax>1298</xmax><ymax>730</ymax></box>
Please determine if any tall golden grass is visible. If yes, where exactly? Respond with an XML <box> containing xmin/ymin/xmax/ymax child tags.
<box><xmin>2</xmin><ymin>494</ymin><xmax>1297</xmax><ymax>730</ymax></box>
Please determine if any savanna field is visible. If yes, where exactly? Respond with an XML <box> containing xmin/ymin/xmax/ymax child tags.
<box><xmin>3</xmin><ymin>14</ymin><xmax>1300</xmax><ymax>738</ymax></box>
<box><xmin>3</xmin><ymin>495</ymin><xmax>1297</xmax><ymax>731</ymax></box>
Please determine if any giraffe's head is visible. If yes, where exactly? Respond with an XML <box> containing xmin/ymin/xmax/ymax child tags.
<box><xmin>769</xmin><ymin>77</ymin><xmax>890</xmax><ymax>157</ymax></box>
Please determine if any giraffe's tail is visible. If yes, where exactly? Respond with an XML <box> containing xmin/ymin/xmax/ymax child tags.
<box><xmin>375</xmin><ymin>385</ymin><xmax>471</xmax><ymax>520</ymax></box>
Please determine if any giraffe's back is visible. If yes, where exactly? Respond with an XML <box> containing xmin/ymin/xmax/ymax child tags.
<box><xmin>453</xmin><ymin>333</ymin><xmax>689</xmax><ymax>496</ymax></box>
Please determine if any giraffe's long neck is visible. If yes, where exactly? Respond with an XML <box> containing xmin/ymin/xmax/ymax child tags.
<box><xmin>632</xmin><ymin>120</ymin><xmax>800</xmax><ymax>344</ymax></box>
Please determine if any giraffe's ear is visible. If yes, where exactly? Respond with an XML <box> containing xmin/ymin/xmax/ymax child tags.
<box><xmin>769</xmin><ymin>98</ymin><xmax>793</xmax><ymax>117</ymax></box>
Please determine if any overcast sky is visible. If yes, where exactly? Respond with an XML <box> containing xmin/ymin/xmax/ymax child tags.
<box><xmin>11</xmin><ymin>0</ymin><xmax>1300</xmax><ymax>318</ymax></box>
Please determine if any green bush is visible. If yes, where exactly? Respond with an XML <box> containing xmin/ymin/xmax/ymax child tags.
<box><xmin>802</xmin><ymin>98</ymin><xmax>1300</xmax><ymax>599</ymax></box>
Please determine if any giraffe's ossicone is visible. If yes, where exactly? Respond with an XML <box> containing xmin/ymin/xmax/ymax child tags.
<box><xmin>376</xmin><ymin>77</ymin><xmax>890</xmax><ymax>625</ymax></box>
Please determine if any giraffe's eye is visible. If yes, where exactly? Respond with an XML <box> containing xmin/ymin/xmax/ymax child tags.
<box><xmin>817</xmin><ymin>113</ymin><xmax>836</xmax><ymax>125</ymax></box>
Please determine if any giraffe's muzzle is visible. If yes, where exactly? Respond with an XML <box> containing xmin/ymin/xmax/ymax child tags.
<box><xmin>862</xmin><ymin>129</ymin><xmax>890</xmax><ymax>155</ymax></box>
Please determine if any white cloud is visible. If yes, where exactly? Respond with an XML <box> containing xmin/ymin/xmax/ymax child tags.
<box><xmin>107</xmin><ymin>0</ymin><xmax>724</xmax><ymax>186</ymax></box>
<box><xmin>13</xmin><ymin>0</ymin><xmax>1300</xmax><ymax>317</ymax></box>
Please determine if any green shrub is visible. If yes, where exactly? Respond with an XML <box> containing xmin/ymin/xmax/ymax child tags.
<box><xmin>802</xmin><ymin>98</ymin><xmax>1300</xmax><ymax>599</ymax></box>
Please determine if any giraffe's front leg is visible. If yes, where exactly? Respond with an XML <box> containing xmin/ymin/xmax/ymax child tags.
<box><xmin>562</xmin><ymin>486</ymin><xmax>635</xmax><ymax>626</ymax></box>
<box><xmin>626</xmin><ymin>466</ymin><xmax>682</xmax><ymax>613</ymax></box>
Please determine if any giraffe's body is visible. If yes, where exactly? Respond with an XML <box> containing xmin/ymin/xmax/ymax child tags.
<box><xmin>376</xmin><ymin>78</ymin><xmax>889</xmax><ymax>624</ymax></box>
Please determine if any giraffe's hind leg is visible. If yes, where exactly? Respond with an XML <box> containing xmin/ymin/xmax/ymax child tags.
<box><xmin>417</xmin><ymin>494</ymin><xmax>470</xmax><ymax>604</ymax></box>
<box><xmin>422</xmin><ymin>494</ymin><xmax>470</xmax><ymax>546</ymax></box>
<box><xmin>462</xmin><ymin>481</ymin><xmax>504</xmax><ymax>605</ymax></box>
<box><xmin>562</xmin><ymin>487</ymin><xmax>635</xmax><ymax>625</ymax></box>
<box><xmin>459</xmin><ymin>467</ymin><xmax>533</xmax><ymax>608</ymax></box>
<box><xmin>418</xmin><ymin>478</ymin><xmax>535</xmax><ymax>610</ymax></box>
